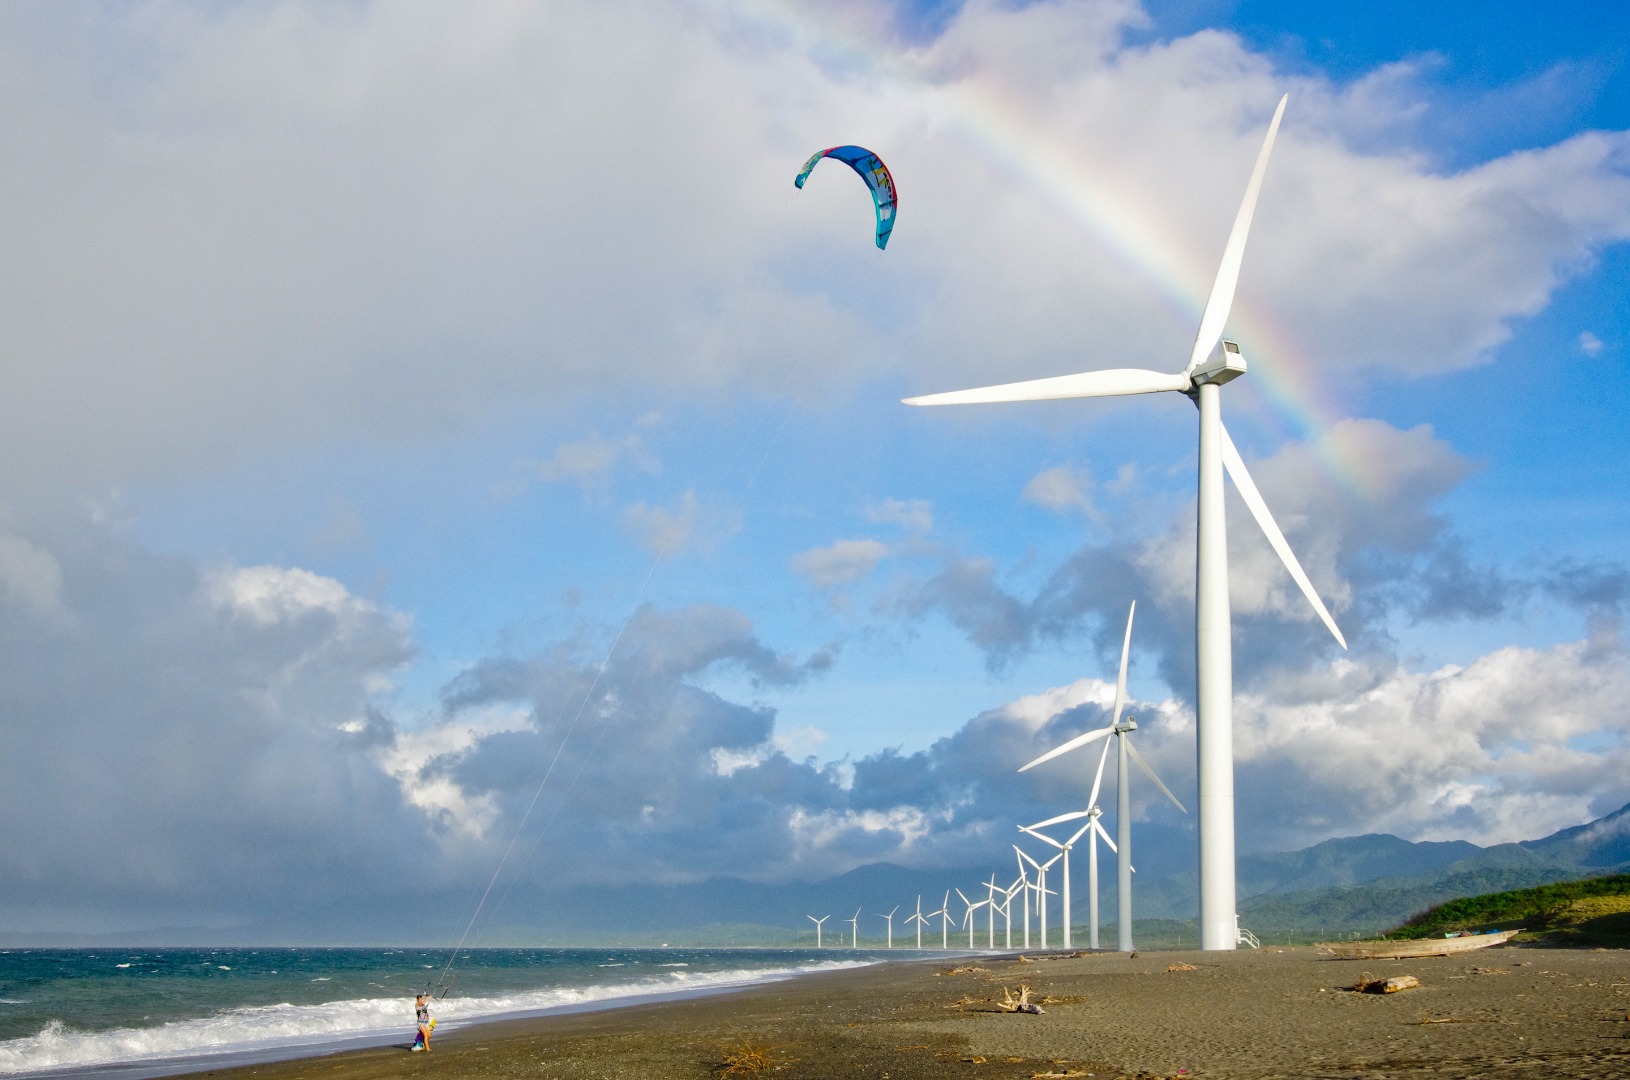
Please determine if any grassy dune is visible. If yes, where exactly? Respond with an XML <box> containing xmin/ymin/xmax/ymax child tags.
<box><xmin>1389</xmin><ymin>872</ymin><xmax>1630</xmax><ymax>946</ymax></box>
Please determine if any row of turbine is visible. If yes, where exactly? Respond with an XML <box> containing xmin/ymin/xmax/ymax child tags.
<box><xmin>804</xmin><ymin>602</ymin><xmax>1186</xmax><ymax>953</ymax></box>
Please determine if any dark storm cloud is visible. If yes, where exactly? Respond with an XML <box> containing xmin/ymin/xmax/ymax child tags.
<box><xmin>0</xmin><ymin>509</ymin><xmax>430</xmax><ymax>933</ymax></box>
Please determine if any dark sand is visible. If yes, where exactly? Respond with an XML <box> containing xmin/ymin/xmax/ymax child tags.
<box><xmin>173</xmin><ymin>946</ymin><xmax>1629</xmax><ymax>1079</ymax></box>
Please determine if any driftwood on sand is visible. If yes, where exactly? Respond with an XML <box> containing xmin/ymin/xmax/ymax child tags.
<box><xmin>997</xmin><ymin>984</ymin><xmax>1045</xmax><ymax>1014</ymax></box>
<box><xmin>1352</xmin><ymin>973</ymin><xmax>1421</xmax><ymax>994</ymax></box>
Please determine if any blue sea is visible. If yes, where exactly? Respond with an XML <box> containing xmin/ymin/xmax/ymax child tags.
<box><xmin>0</xmin><ymin>946</ymin><xmax>930</xmax><ymax>1079</ymax></box>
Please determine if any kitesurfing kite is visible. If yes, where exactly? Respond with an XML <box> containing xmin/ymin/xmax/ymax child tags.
<box><xmin>794</xmin><ymin>145</ymin><xmax>898</xmax><ymax>249</ymax></box>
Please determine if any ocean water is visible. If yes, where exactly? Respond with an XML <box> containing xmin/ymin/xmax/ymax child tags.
<box><xmin>0</xmin><ymin>946</ymin><xmax>925</xmax><ymax>1078</ymax></box>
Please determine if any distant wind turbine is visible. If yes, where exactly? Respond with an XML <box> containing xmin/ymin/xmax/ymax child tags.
<box><xmin>955</xmin><ymin>888</ymin><xmax>985</xmax><ymax>950</ymax></box>
<box><xmin>1016</xmin><ymin>847</ymin><xmax>1060</xmax><ymax>948</ymax></box>
<box><xmin>879</xmin><ymin>905</ymin><xmax>899</xmax><ymax>949</ymax></box>
<box><xmin>906</xmin><ymin>895</ymin><xmax>929</xmax><ymax>950</ymax></box>
<box><xmin>1019</xmin><ymin>812</ymin><xmax>1100</xmax><ymax>950</ymax></box>
<box><xmin>806</xmin><ymin>914</ymin><xmax>828</xmax><ymax>948</ymax></box>
<box><xmin>907</xmin><ymin>94</ymin><xmax>1346</xmax><ymax>950</ymax></box>
<box><xmin>846</xmin><ymin>907</ymin><xmax>861</xmax><ymax>949</ymax></box>
<box><xmin>931</xmin><ymin>891</ymin><xmax>952</xmax><ymax>950</ymax></box>
<box><xmin>1022</xmin><ymin>601</ymin><xmax>1187</xmax><ymax>951</ymax></box>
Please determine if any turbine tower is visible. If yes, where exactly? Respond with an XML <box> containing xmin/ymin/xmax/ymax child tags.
<box><xmin>1022</xmin><ymin>601</ymin><xmax>1187</xmax><ymax>950</ymax></box>
<box><xmin>806</xmin><ymin>914</ymin><xmax>828</xmax><ymax>948</ymax></box>
<box><xmin>932</xmin><ymin>891</ymin><xmax>952</xmax><ymax>950</ymax></box>
<box><xmin>905</xmin><ymin>94</ymin><xmax>1345</xmax><ymax>949</ymax></box>
<box><xmin>846</xmin><ymin>907</ymin><xmax>861</xmax><ymax>948</ymax></box>
<box><xmin>906</xmin><ymin>895</ymin><xmax>929</xmax><ymax>949</ymax></box>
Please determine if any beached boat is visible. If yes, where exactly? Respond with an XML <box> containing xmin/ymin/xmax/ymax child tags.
<box><xmin>1316</xmin><ymin>928</ymin><xmax>1522</xmax><ymax>960</ymax></box>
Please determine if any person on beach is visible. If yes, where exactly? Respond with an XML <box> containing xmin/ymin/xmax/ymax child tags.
<box><xmin>412</xmin><ymin>993</ymin><xmax>433</xmax><ymax>1052</ymax></box>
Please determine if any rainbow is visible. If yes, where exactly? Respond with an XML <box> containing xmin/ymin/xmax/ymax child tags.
<box><xmin>709</xmin><ymin>0</ymin><xmax>1376</xmax><ymax>497</ymax></box>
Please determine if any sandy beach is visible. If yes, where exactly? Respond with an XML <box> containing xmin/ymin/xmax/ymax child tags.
<box><xmin>162</xmin><ymin>945</ymin><xmax>1629</xmax><ymax>1080</ymax></box>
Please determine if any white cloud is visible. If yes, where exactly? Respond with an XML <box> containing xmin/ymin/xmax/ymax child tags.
<box><xmin>521</xmin><ymin>432</ymin><xmax>659</xmax><ymax>490</ymax></box>
<box><xmin>376</xmin><ymin>705</ymin><xmax>533</xmax><ymax>840</ymax></box>
<box><xmin>1233</xmin><ymin>638</ymin><xmax>1630</xmax><ymax>848</ymax></box>
<box><xmin>1021</xmin><ymin>463</ymin><xmax>1097</xmax><ymax>517</ymax></box>
<box><xmin>0</xmin><ymin>533</ymin><xmax>69</xmax><ymax>624</ymax></box>
<box><xmin>791</xmin><ymin>538</ymin><xmax>889</xmax><ymax>588</ymax></box>
<box><xmin>621</xmin><ymin>489</ymin><xmax>741</xmax><ymax>557</ymax></box>
<box><xmin>1578</xmin><ymin>330</ymin><xmax>1604</xmax><ymax>356</ymax></box>
<box><xmin>864</xmin><ymin>498</ymin><xmax>934</xmax><ymax>532</ymax></box>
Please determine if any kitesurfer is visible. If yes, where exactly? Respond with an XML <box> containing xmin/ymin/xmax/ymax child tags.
<box><xmin>411</xmin><ymin>993</ymin><xmax>433</xmax><ymax>1052</ymax></box>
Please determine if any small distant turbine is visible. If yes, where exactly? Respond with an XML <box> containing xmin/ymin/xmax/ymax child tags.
<box><xmin>845</xmin><ymin>907</ymin><xmax>861</xmax><ymax>949</ymax></box>
<box><xmin>806</xmin><ymin>914</ymin><xmax>829</xmax><ymax>948</ymax></box>
<box><xmin>1013</xmin><ymin>847</ymin><xmax>1034</xmax><ymax>949</ymax></box>
<box><xmin>906</xmin><ymin>895</ymin><xmax>929</xmax><ymax>950</ymax></box>
<box><xmin>955</xmin><ymin>888</ymin><xmax>985</xmax><ymax>951</ymax></box>
<box><xmin>908</xmin><ymin>95</ymin><xmax>1346</xmax><ymax>950</ymax></box>
<box><xmin>879</xmin><ymin>905</ymin><xmax>900</xmax><ymax>949</ymax></box>
<box><xmin>931</xmin><ymin>891</ymin><xmax>952</xmax><ymax>950</ymax></box>
<box><xmin>1016</xmin><ymin>847</ymin><xmax>1060</xmax><ymax>948</ymax></box>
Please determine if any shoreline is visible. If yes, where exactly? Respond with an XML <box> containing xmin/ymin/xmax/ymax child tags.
<box><xmin>146</xmin><ymin>945</ymin><xmax>1628</xmax><ymax>1079</ymax></box>
<box><xmin>6</xmin><ymin>953</ymin><xmax>932</xmax><ymax>1080</ymax></box>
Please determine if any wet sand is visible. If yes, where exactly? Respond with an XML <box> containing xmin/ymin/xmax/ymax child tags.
<box><xmin>173</xmin><ymin>946</ymin><xmax>1629</xmax><ymax>1079</ymax></box>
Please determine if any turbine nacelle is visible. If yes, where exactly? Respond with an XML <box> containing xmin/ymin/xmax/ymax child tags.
<box><xmin>1189</xmin><ymin>340</ymin><xmax>1247</xmax><ymax>389</ymax></box>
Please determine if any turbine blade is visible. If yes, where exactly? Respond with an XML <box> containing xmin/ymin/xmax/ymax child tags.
<box><xmin>1112</xmin><ymin>600</ymin><xmax>1136</xmax><ymax>726</ymax></box>
<box><xmin>1125</xmin><ymin>738</ymin><xmax>1187</xmax><ymax>813</ymax></box>
<box><xmin>1087</xmin><ymin>732</ymin><xmax>1113</xmax><ymax>809</ymax></box>
<box><xmin>904</xmin><ymin>368</ymin><xmax>1188</xmax><ymax>407</ymax></box>
<box><xmin>1019</xmin><ymin>825</ymin><xmax>1066</xmax><ymax>850</ymax></box>
<box><xmin>1066</xmin><ymin>821</ymin><xmax>1093</xmax><ymax>847</ymax></box>
<box><xmin>1185</xmin><ymin>94</ymin><xmax>1289</xmax><ymax>377</ymax></box>
<box><xmin>1220</xmin><ymin>424</ymin><xmax>1347</xmax><ymax>649</ymax></box>
<box><xmin>1019</xmin><ymin>725</ymin><xmax>1115</xmax><ymax>772</ymax></box>
<box><xmin>1091</xmin><ymin>817</ymin><xmax>1118</xmax><ymax>853</ymax></box>
<box><xmin>1030</xmin><ymin>809</ymin><xmax>1092</xmax><ymax>830</ymax></box>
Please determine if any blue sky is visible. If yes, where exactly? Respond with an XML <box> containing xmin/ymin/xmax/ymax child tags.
<box><xmin>1</xmin><ymin>0</ymin><xmax>1627</xmax><ymax>936</ymax></box>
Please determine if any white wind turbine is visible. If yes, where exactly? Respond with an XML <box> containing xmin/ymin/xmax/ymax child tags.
<box><xmin>806</xmin><ymin>914</ymin><xmax>828</xmax><ymax>948</ymax></box>
<box><xmin>846</xmin><ymin>907</ymin><xmax>861</xmax><ymax>949</ymax></box>
<box><xmin>1022</xmin><ymin>601</ymin><xmax>1187</xmax><ymax>951</ymax></box>
<box><xmin>1019</xmin><ymin>812</ymin><xmax>1102</xmax><ymax>950</ymax></box>
<box><xmin>931</xmin><ymin>891</ymin><xmax>952</xmax><ymax>949</ymax></box>
<box><xmin>879</xmin><ymin>905</ymin><xmax>900</xmax><ymax>949</ymax></box>
<box><xmin>1002</xmin><ymin>875</ymin><xmax>1025</xmax><ymax>949</ymax></box>
<box><xmin>905</xmin><ymin>94</ymin><xmax>1346</xmax><ymax>950</ymax></box>
<box><xmin>983</xmin><ymin>874</ymin><xmax>1003</xmax><ymax>949</ymax></box>
<box><xmin>955</xmin><ymin>888</ymin><xmax>985</xmax><ymax>950</ymax></box>
<box><xmin>906</xmin><ymin>895</ymin><xmax>929</xmax><ymax>949</ymax></box>
<box><xmin>1016</xmin><ymin>847</ymin><xmax>1061</xmax><ymax>948</ymax></box>
<box><xmin>1012</xmin><ymin>847</ymin><xmax>1034</xmax><ymax>949</ymax></box>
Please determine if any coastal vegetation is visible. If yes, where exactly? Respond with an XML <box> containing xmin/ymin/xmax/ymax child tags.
<box><xmin>1388</xmin><ymin>873</ymin><xmax>1630</xmax><ymax>946</ymax></box>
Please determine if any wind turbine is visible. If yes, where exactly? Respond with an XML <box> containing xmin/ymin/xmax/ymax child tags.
<box><xmin>955</xmin><ymin>888</ymin><xmax>985</xmax><ymax>950</ymax></box>
<box><xmin>846</xmin><ymin>907</ymin><xmax>861</xmax><ymax>948</ymax></box>
<box><xmin>1022</xmin><ymin>601</ymin><xmax>1187</xmax><ymax>951</ymax></box>
<box><xmin>984</xmin><ymin>874</ymin><xmax>1003</xmax><ymax>949</ymax></box>
<box><xmin>906</xmin><ymin>94</ymin><xmax>1346</xmax><ymax>950</ymax></box>
<box><xmin>879</xmin><ymin>905</ymin><xmax>900</xmax><ymax>949</ymax></box>
<box><xmin>1016</xmin><ymin>847</ymin><xmax>1060</xmax><ymax>948</ymax></box>
<box><xmin>906</xmin><ymin>895</ymin><xmax>929</xmax><ymax>949</ymax></box>
<box><xmin>1013</xmin><ymin>847</ymin><xmax>1033</xmax><ymax>949</ymax></box>
<box><xmin>1002</xmin><ymin>875</ymin><xmax>1025</xmax><ymax>949</ymax></box>
<box><xmin>931</xmin><ymin>891</ymin><xmax>952</xmax><ymax>950</ymax></box>
<box><xmin>807</xmin><ymin>914</ymin><xmax>828</xmax><ymax>948</ymax></box>
<box><xmin>1019</xmin><ymin>812</ymin><xmax>1100</xmax><ymax>950</ymax></box>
